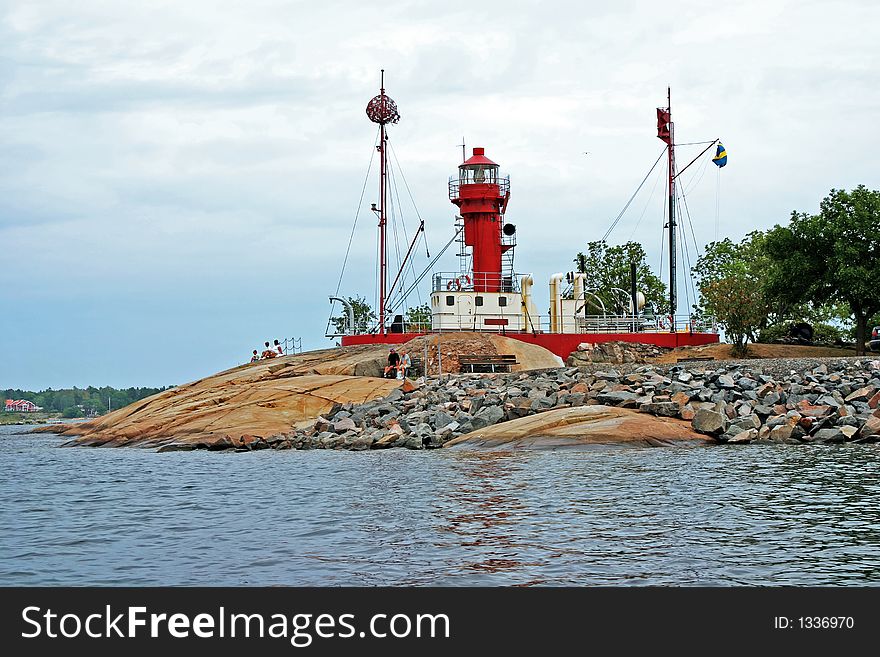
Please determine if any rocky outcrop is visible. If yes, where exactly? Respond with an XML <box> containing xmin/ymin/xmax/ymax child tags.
<box><xmin>39</xmin><ymin>339</ymin><xmax>880</xmax><ymax>453</ymax></box>
<box><xmin>443</xmin><ymin>405</ymin><xmax>712</xmax><ymax>450</ymax></box>
<box><xmin>269</xmin><ymin>356</ymin><xmax>880</xmax><ymax>452</ymax></box>
<box><xmin>38</xmin><ymin>336</ymin><xmax>558</xmax><ymax>450</ymax></box>
<box><xmin>42</xmin><ymin>354</ymin><xmax>400</xmax><ymax>448</ymax></box>
<box><xmin>566</xmin><ymin>341</ymin><xmax>669</xmax><ymax>366</ymax></box>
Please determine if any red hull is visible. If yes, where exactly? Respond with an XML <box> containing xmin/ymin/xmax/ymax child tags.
<box><xmin>341</xmin><ymin>331</ymin><xmax>719</xmax><ymax>361</ymax></box>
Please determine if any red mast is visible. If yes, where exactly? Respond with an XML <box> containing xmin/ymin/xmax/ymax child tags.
<box><xmin>449</xmin><ymin>147</ymin><xmax>511</xmax><ymax>292</ymax></box>
<box><xmin>657</xmin><ymin>87</ymin><xmax>676</xmax><ymax>328</ymax></box>
<box><xmin>365</xmin><ymin>70</ymin><xmax>400</xmax><ymax>334</ymax></box>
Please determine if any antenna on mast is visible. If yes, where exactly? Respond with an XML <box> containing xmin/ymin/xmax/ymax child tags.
<box><xmin>365</xmin><ymin>70</ymin><xmax>401</xmax><ymax>335</ymax></box>
<box><xmin>657</xmin><ymin>86</ymin><xmax>676</xmax><ymax>329</ymax></box>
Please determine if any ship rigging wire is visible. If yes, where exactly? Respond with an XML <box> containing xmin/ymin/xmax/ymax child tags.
<box><xmin>333</xmin><ymin>126</ymin><xmax>380</xmax><ymax>300</ymax></box>
<box><xmin>387</xmin><ymin>226</ymin><xmax>463</xmax><ymax>316</ymax></box>
<box><xmin>715</xmin><ymin>166</ymin><xmax>721</xmax><ymax>242</ymax></box>
<box><xmin>389</xmin><ymin>142</ymin><xmax>430</xmax><ymax>258</ymax></box>
<box><xmin>606</xmin><ymin>140</ymin><xmax>718</xmax><ymax>319</ymax></box>
<box><xmin>674</xmin><ymin>140</ymin><xmax>717</xmax><ymax>147</ymax></box>
<box><xmin>601</xmin><ymin>148</ymin><xmax>667</xmax><ymax>243</ymax></box>
<box><xmin>676</xmin><ymin>188</ymin><xmax>697</xmax><ymax>317</ymax></box>
<box><xmin>681</xmin><ymin>148</ymin><xmax>714</xmax><ymax>196</ymax></box>
<box><xmin>386</xmin><ymin>151</ymin><xmax>425</xmax><ymax>313</ymax></box>
<box><xmin>627</xmin><ymin>156</ymin><xmax>667</xmax><ymax>242</ymax></box>
<box><xmin>330</xmin><ymin>124</ymin><xmax>435</xmax><ymax>334</ymax></box>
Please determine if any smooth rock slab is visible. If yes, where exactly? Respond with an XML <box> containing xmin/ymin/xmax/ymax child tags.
<box><xmin>443</xmin><ymin>405</ymin><xmax>714</xmax><ymax>451</ymax></box>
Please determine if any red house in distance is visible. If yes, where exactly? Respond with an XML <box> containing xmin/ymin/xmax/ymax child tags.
<box><xmin>4</xmin><ymin>399</ymin><xmax>42</xmax><ymax>413</ymax></box>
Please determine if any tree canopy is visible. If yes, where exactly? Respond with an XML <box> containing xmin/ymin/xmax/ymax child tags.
<box><xmin>405</xmin><ymin>303</ymin><xmax>431</xmax><ymax>332</ymax></box>
<box><xmin>3</xmin><ymin>386</ymin><xmax>169</xmax><ymax>417</ymax></box>
<box><xmin>574</xmin><ymin>241</ymin><xmax>668</xmax><ymax>316</ymax></box>
<box><xmin>763</xmin><ymin>185</ymin><xmax>880</xmax><ymax>355</ymax></box>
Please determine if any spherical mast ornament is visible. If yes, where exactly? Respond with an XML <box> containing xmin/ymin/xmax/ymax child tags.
<box><xmin>365</xmin><ymin>70</ymin><xmax>400</xmax><ymax>125</ymax></box>
<box><xmin>367</xmin><ymin>69</ymin><xmax>399</xmax><ymax>337</ymax></box>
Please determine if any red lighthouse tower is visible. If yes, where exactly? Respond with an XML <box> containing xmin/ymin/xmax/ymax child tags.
<box><xmin>449</xmin><ymin>147</ymin><xmax>512</xmax><ymax>293</ymax></box>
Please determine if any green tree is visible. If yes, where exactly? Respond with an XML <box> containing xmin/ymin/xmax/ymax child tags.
<box><xmin>764</xmin><ymin>185</ymin><xmax>880</xmax><ymax>355</ymax></box>
<box><xmin>330</xmin><ymin>296</ymin><xmax>377</xmax><ymax>335</ymax></box>
<box><xmin>3</xmin><ymin>386</ymin><xmax>167</xmax><ymax>417</ymax></box>
<box><xmin>574</xmin><ymin>241</ymin><xmax>668</xmax><ymax>315</ymax></box>
<box><xmin>699</xmin><ymin>275</ymin><xmax>767</xmax><ymax>356</ymax></box>
<box><xmin>693</xmin><ymin>232</ymin><xmax>771</xmax><ymax>353</ymax></box>
<box><xmin>692</xmin><ymin>231</ymin><xmax>843</xmax><ymax>349</ymax></box>
<box><xmin>405</xmin><ymin>303</ymin><xmax>431</xmax><ymax>332</ymax></box>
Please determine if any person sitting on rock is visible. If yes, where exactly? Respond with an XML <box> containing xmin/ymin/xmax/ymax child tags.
<box><xmin>250</xmin><ymin>350</ymin><xmax>260</xmax><ymax>363</ymax></box>
<box><xmin>398</xmin><ymin>350</ymin><xmax>412</xmax><ymax>379</ymax></box>
<box><xmin>384</xmin><ymin>348</ymin><xmax>400</xmax><ymax>377</ymax></box>
<box><xmin>261</xmin><ymin>341</ymin><xmax>277</xmax><ymax>359</ymax></box>
<box><xmin>274</xmin><ymin>339</ymin><xmax>284</xmax><ymax>356</ymax></box>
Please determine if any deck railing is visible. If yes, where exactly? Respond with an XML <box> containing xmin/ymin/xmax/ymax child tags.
<box><xmin>432</xmin><ymin>272</ymin><xmax>523</xmax><ymax>293</ymax></box>
<box><xmin>346</xmin><ymin>314</ymin><xmax>717</xmax><ymax>336</ymax></box>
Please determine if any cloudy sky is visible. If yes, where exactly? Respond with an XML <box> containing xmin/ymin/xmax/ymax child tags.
<box><xmin>2</xmin><ymin>0</ymin><xmax>878</xmax><ymax>390</ymax></box>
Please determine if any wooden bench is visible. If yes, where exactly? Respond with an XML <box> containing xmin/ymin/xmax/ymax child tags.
<box><xmin>459</xmin><ymin>354</ymin><xmax>518</xmax><ymax>373</ymax></box>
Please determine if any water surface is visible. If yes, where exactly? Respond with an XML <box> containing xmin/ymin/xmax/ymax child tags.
<box><xmin>2</xmin><ymin>425</ymin><xmax>879</xmax><ymax>585</ymax></box>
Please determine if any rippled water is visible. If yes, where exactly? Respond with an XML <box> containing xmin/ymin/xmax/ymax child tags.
<box><xmin>2</xmin><ymin>425</ymin><xmax>879</xmax><ymax>585</ymax></box>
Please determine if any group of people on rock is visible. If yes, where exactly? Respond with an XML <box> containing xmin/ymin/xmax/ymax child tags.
<box><xmin>249</xmin><ymin>341</ymin><xmax>412</xmax><ymax>378</ymax></box>
<box><xmin>250</xmin><ymin>340</ymin><xmax>284</xmax><ymax>362</ymax></box>
<box><xmin>384</xmin><ymin>347</ymin><xmax>412</xmax><ymax>379</ymax></box>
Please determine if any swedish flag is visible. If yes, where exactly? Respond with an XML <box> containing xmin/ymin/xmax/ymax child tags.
<box><xmin>712</xmin><ymin>142</ymin><xmax>728</xmax><ymax>167</ymax></box>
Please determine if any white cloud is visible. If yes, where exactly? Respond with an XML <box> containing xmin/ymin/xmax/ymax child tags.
<box><xmin>1</xmin><ymin>0</ymin><xmax>879</xmax><ymax>387</ymax></box>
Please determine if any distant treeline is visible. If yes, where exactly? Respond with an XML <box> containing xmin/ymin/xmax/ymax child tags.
<box><xmin>3</xmin><ymin>386</ymin><xmax>171</xmax><ymax>418</ymax></box>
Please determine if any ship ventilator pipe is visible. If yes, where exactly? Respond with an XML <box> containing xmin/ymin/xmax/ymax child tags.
<box><xmin>520</xmin><ymin>274</ymin><xmax>539</xmax><ymax>333</ymax></box>
<box><xmin>549</xmin><ymin>273</ymin><xmax>565</xmax><ymax>333</ymax></box>
<box><xmin>329</xmin><ymin>296</ymin><xmax>355</xmax><ymax>334</ymax></box>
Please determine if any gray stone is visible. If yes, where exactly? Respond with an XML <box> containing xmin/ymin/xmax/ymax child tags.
<box><xmin>692</xmin><ymin>409</ymin><xmax>728</xmax><ymax>435</ymax></box>
<box><xmin>530</xmin><ymin>396</ymin><xmax>556</xmax><ymax>411</ymax></box>
<box><xmin>812</xmin><ymin>428</ymin><xmax>846</xmax><ymax>444</ymax></box>
<box><xmin>638</xmin><ymin>402</ymin><xmax>680</xmax><ymax>417</ymax></box>
<box><xmin>384</xmin><ymin>388</ymin><xmax>404</xmax><ymax>403</ymax></box>
<box><xmin>752</xmin><ymin>404</ymin><xmax>776</xmax><ymax>418</ymax></box>
<box><xmin>469</xmin><ymin>397</ymin><xmax>485</xmax><ymax>416</ymax></box>
<box><xmin>332</xmin><ymin>417</ymin><xmax>356</xmax><ymax>433</ymax></box>
<box><xmin>728</xmin><ymin>428</ymin><xmax>758</xmax><ymax>444</ymax></box>
<box><xmin>434</xmin><ymin>420</ymin><xmax>460</xmax><ymax>437</ymax></box>
<box><xmin>717</xmin><ymin>374</ymin><xmax>736</xmax><ymax>388</ymax></box>
<box><xmin>763</xmin><ymin>392</ymin><xmax>781</xmax><ymax>406</ymax></box>
<box><xmin>432</xmin><ymin>411</ymin><xmax>456</xmax><ymax>429</ymax></box>
<box><xmin>730</xmin><ymin>415</ymin><xmax>761</xmax><ymax>431</ymax></box>
<box><xmin>349</xmin><ymin>435</ymin><xmax>373</xmax><ymax>451</ymax></box>
<box><xmin>596</xmin><ymin>390</ymin><xmax>639</xmax><ymax>406</ymax></box>
<box><xmin>471</xmin><ymin>405</ymin><xmax>505</xmax><ymax>429</ymax></box>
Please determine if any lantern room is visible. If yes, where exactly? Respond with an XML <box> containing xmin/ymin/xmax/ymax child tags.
<box><xmin>458</xmin><ymin>147</ymin><xmax>500</xmax><ymax>184</ymax></box>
